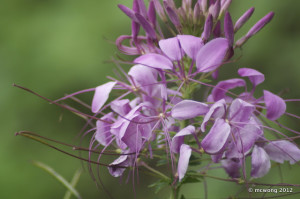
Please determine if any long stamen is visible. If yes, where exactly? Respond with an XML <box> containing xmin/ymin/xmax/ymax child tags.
<box><xmin>13</xmin><ymin>84</ymin><xmax>112</xmax><ymax>124</ymax></box>
<box><xmin>15</xmin><ymin>131</ymin><xmax>126</xmax><ymax>168</ymax></box>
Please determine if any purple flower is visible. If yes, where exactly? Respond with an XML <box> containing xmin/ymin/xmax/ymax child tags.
<box><xmin>201</xmin><ymin>98</ymin><xmax>260</xmax><ymax>156</ymax></box>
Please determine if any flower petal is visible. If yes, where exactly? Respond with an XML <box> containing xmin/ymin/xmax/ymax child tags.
<box><xmin>229</xmin><ymin>99</ymin><xmax>255</xmax><ymax>123</ymax></box>
<box><xmin>171</xmin><ymin>100</ymin><xmax>209</xmax><ymax>120</ymax></box>
<box><xmin>238</xmin><ymin>68</ymin><xmax>265</xmax><ymax>88</ymax></box>
<box><xmin>92</xmin><ymin>81</ymin><xmax>116</xmax><ymax>113</ymax></box>
<box><xmin>178</xmin><ymin>144</ymin><xmax>192</xmax><ymax>181</ymax></box>
<box><xmin>95</xmin><ymin>112</ymin><xmax>114</xmax><ymax>146</ymax></box>
<box><xmin>226</xmin><ymin>118</ymin><xmax>262</xmax><ymax>159</ymax></box>
<box><xmin>212</xmin><ymin>78</ymin><xmax>246</xmax><ymax>101</ymax></box>
<box><xmin>159</xmin><ymin>37</ymin><xmax>183</xmax><ymax>61</ymax></box>
<box><xmin>128</xmin><ymin>64</ymin><xmax>158</xmax><ymax>95</ymax></box>
<box><xmin>264</xmin><ymin>140</ymin><xmax>300</xmax><ymax>164</ymax></box>
<box><xmin>201</xmin><ymin>118</ymin><xmax>231</xmax><ymax>154</ymax></box>
<box><xmin>201</xmin><ymin>99</ymin><xmax>226</xmax><ymax>132</ymax></box>
<box><xmin>263</xmin><ymin>90</ymin><xmax>286</xmax><ymax>120</ymax></box>
<box><xmin>121</xmin><ymin>119</ymin><xmax>143</xmax><ymax>152</ymax></box>
<box><xmin>171</xmin><ymin>125</ymin><xmax>195</xmax><ymax>153</ymax></box>
<box><xmin>221</xmin><ymin>159</ymin><xmax>241</xmax><ymax>178</ymax></box>
<box><xmin>177</xmin><ymin>35</ymin><xmax>204</xmax><ymax>60</ymax></box>
<box><xmin>196</xmin><ymin>38</ymin><xmax>229</xmax><ymax>73</ymax></box>
<box><xmin>134</xmin><ymin>53</ymin><xmax>173</xmax><ymax>70</ymax></box>
<box><xmin>110</xmin><ymin>99</ymin><xmax>131</xmax><ymax>116</ymax></box>
<box><xmin>108</xmin><ymin>155</ymin><xmax>129</xmax><ymax>177</ymax></box>
<box><xmin>251</xmin><ymin>145</ymin><xmax>270</xmax><ymax>178</ymax></box>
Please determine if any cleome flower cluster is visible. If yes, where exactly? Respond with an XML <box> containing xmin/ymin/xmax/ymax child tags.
<box><xmin>46</xmin><ymin>0</ymin><xmax>300</xmax><ymax>192</ymax></box>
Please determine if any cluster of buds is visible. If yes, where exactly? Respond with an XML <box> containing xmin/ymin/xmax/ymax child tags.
<box><xmin>116</xmin><ymin>0</ymin><xmax>273</xmax><ymax>57</ymax></box>
<box><xmin>18</xmin><ymin>0</ymin><xmax>300</xmax><ymax>197</ymax></box>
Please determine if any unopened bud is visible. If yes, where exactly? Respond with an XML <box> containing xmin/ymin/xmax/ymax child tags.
<box><xmin>246</xmin><ymin>11</ymin><xmax>274</xmax><ymax>38</ymax></box>
<box><xmin>234</xmin><ymin>7</ymin><xmax>255</xmax><ymax>32</ymax></box>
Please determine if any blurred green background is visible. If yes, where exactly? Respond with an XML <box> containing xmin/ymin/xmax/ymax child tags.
<box><xmin>1</xmin><ymin>0</ymin><xmax>300</xmax><ymax>198</ymax></box>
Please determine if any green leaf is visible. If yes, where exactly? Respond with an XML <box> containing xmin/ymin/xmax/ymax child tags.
<box><xmin>33</xmin><ymin>161</ymin><xmax>81</xmax><ymax>199</ymax></box>
<box><xmin>180</xmin><ymin>195</ymin><xmax>187</xmax><ymax>199</ymax></box>
<box><xmin>181</xmin><ymin>175</ymin><xmax>202</xmax><ymax>185</ymax></box>
<box><xmin>156</xmin><ymin>158</ymin><xmax>168</xmax><ymax>167</ymax></box>
<box><xmin>188</xmin><ymin>154</ymin><xmax>202</xmax><ymax>166</ymax></box>
<box><xmin>63</xmin><ymin>169</ymin><xmax>82</xmax><ymax>199</ymax></box>
<box><xmin>148</xmin><ymin>180</ymin><xmax>169</xmax><ymax>194</ymax></box>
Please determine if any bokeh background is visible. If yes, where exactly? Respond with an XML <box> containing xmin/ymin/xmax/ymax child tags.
<box><xmin>1</xmin><ymin>0</ymin><xmax>300</xmax><ymax>198</ymax></box>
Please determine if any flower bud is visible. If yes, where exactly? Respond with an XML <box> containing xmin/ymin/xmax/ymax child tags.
<box><xmin>148</xmin><ymin>0</ymin><xmax>157</xmax><ymax>28</ymax></box>
<box><xmin>234</xmin><ymin>7</ymin><xmax>255</xmax><ymax>32</ymax></box>
<box><xmin>208</xmin><ymin>0</ymin><xmax>220</xmax><ymax>19</ymax></box>
<box><xmin>201</xmin><ymin>14</ymin><xmax>213</xmax><ymax>41</ymax></box>
<box><xmin>246</xmin><ymin>12</ymin><xmax>274</xmax><ymax>38</ymax></box>
<box><xmin>135</xmin><ymin>13</ymin><xmax>157</xmax><ymax>40</ymax></box>
<box><xmin>137</xmin><ymin>0</ymin><xmax>148</xmax><ymax>18</ymax></box>
<box><xmin>163</xmin><ymin>1</ymin><xmax>182</xmax><ymax>31</ymax></box>
<box><xmin>224</xmin><ymin>12</ymin><xmax>234</xmax><ymax>46</ymax></box>
<box><xmin>200</xmin><ymin>0</ymin><xmax>208</xmax><ymax>13</ymax></box>
<box><xmin>220</xmin><ymin>0</ymin><xmax>232</xmax><ymax>17</ymax></box>
<box><xmin>153</xmin><ymin>0</ymin><xmax>167</xmax><ymax>22</ymax></box>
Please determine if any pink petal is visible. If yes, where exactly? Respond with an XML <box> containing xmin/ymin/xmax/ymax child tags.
<box><xmin>212</xmin><ymin>78</ymin><xmax>246</xmax><ymax>101</ymax></box>
<box><xmin>108</xmin><ymin>155</ymin><xmax>129</xmax><ymax>177</ymax></box>
<box><xmin>221</xmin><ymin>159</ymin><xmax>241</xmax><ymax>178</ymax></box>
<box><xmin>238</xmin><ymin>68</ymin><xmax>265</xmax><ymax>88</ymax></box>
<box><xmin>201</xmin><ymin>99</ymin><xmax>226</xmax><ymax>132</ymax></box>
<box><xmin>264</xmin><ymin>140</ymin><xmax>300</xmax><ymax>164</ymax></box>
<box><xmin>263</xmin><ymin>90</ymin><xmax>286</xmax><ymax>120</ymax></box>
<box><xmin>159</xmin><ymin>37</ymin><xmax>183</xmax><ymax>61</ymax></box>
<box><xmin>171</xmin><ymin>125</ymin><xmax>195</xmax><ymax>153</ymax></box>
<box><xmin>92</xmin><ymin>81</ymin><xmax>116</xmax><ymax>113</ymax></box>
<box><xmin>171</xmin><ymin>100</ymin><xmax>209</xmax><ymax>120</ymax></box>
<box><xmin>251</xmin><ymin>145</ymin><xmax>270</xmax><ymax>178</ymax></box>
<box><xmin>201</xmin><ymin>118</ymin><xmax>231</xmax><ymax>154</ymax></box>
<box><xmin>134</xmin><ymin>53</ymin><xmax>173</xmax><ymax>70</ymax></box>
<box><xmin>178</xmin><ymin>35</ymin><xmax>204</xmax><ymax>60</ymax></box>
<box><xmin>196</xmin><ymin>38</ymin><xmax>229</xmax><ymax>72</ymax></box>
<box><xmin>95</xmin><ymin>112</ymin><xmax>114</xmax><ymax>146</ymax></box>
<box><xmin>229</xmin><ymin>99</ymin><xmax>255</xmax><ymax>123</ymax></box>
<box><xmin>178</xmin><ymin>144</ymin><xmax>192</xmax><ymax>181</ymax></box>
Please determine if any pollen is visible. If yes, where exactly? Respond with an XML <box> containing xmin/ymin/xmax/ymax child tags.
<box><xmin>158</xmin><ymin>113</ymin><xmax>166</xmax><ymax>119</ymax></box>
<box><xmin>131</xmin><ymin>85</ymin><xmax>140</xmax><ymax>92</ymax></box>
